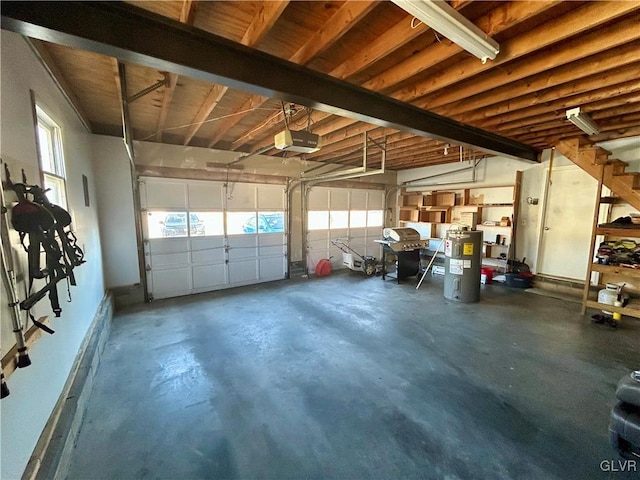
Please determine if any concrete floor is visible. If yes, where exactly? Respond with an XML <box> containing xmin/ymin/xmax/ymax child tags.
<box><xmin>66</xmin><ymin>272</ymin><xmax>639</xmax><ymax>479</ymax></box>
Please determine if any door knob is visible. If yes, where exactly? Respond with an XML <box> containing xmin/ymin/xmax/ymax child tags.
<box><xmin>544</xmin><ymin>226</ymin><xmax>550</xmax><ymax>230</ymax></box>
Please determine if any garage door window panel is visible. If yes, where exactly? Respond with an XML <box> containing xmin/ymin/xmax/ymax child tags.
<box><xmin>227</xmin><ymin>212</ymin><xmax>256</xmax><ymax>235</ymax></box>
<box><xmin>193</xmin><ymin>211</ymin><xmax>224</xmax><ymax>236</ymax></box>
<box><xmin>257</xmin><ymin>212</ymin><xmax>285</xmax><ymax>233</ymax></box>
<box><xmin>308</xmin><ymin>211</ymin><xmax>329</xmax><ymax>231</ymax></box>
<box><xmin>350</xmin><ymin>210</ymin><xmax>367</xmax><ymax>228</ymax></box>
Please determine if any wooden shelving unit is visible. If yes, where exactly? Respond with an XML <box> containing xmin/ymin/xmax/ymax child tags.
<box><xmin>581</xmin><ymin>170</ymin><xmax>640</xmax><ymax>319</ymax></box>
<box><xmin>397</xmin><ymin>172</ymin><xmax>522</xmax><ymax>271</ymax></box>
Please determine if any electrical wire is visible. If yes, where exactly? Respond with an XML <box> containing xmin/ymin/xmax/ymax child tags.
<box><xmin>139</xmin><ymin>106</ymin><xmax>280</xmax><ymax>141</ymax></box>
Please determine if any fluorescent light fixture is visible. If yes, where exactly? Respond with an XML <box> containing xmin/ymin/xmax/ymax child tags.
<box><xmin>391</xmin><ymin>0</ymin><xmax>499</xmax><ymax>63</ymax></box>
<box><xmin>566</xmin><ymin>107</ymin><xmax>600</xmax><ymax>136</ymax></box>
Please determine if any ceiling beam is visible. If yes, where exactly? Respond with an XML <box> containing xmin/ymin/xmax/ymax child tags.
<box><xmin>0</xmin><ymin>1</ymin><xmax>539</xmax><ymax>162</ymax></box>
<box><xmin>183</xmin><ymin>84</ymin><xmax>228</xmax><ymax>145</ymax></box>
<box><xmin>425</xmin><ymin>23</ymin><xmax>640</xmax><ymax>118</ymax></box>
<box><xmin>240</xmin><ymin>1</ymin><xmax>289</xmax><ymax>46</ymax></box>
<box><xmin>289</xmin><ymin>1</ymin><xmax>377</xmax><ymax>64</ymax></box>
<box><xmin>404</xmin><ymin>2</ymin><xmax>640</xmax><ymax>105</ymax></box>
<box><xmin>180</xmin><ymin>0</ymin><xmax>197</xmax><ymax>25</ymax></box>
<box><xmin>155</xmin><ymin>0</ymin><xmax>198</xmax><ymax>142</ymax></box>
<box><xmin>452</xmin><ymin>46</ymin><xmax>640</xmax><ymax>125</ymax></box>
<box><xmin>480</xmin><ymin>77</ymin><xmax>640</xmax><ymax>132</ymax></box>
<box><xmin>27</xmin><ymin>39</ymin><xmax>93</xmax><ymax>132</ymax></box>
<box><xmin>364</xmin><ymin>0</ymin><xmax>560</xmax><ymax>94</ymax></box>
<box><xmin>206</xmin><ymin>0</ymin><xmax>375</xmax><ymax>149</ymax></box>
<box><xmin>248</xmin><ymin>0</ymin><xmax>562</xmax><ymax>156</ymax></box>
<box><xmin>190</xmin><ymin>0</ymin><xmax>289</xmax><ymax>146</ymax></box>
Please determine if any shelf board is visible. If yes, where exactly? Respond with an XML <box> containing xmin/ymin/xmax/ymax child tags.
<box><xmin>464</xmin><ymin>202</ymin><xmax>513</xmax><ymax>207</ymax></box>
<box><xmin>585</xmin><ymin>300</ymin><xmax>640</xmax><ymax>319</ymax></box>
<box><xmin>399</xmin><ymin>206</ymin><xmax>420</xmax><ymax>210</ymax></box>
<box><xmin>421</xmin><ymin>206</ymin><xmax>452</xmax><ymax>211</ymax></box>
<box><xmin>477</xmin><ymin>224</ymin><xmax>512</xmax><ymax>228</ymax></box>
<box><xmin>591</xmin><ymin>263</ymin><xmax>640</xmax><ymax>278</ymax></box>
<box><xmin>595</xmin><ymin>227</ymin><xmax>640</xmax><ymax>236</ymax></box>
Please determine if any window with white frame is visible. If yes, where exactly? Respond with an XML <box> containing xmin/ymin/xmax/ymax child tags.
<box><xmin>35</xmin><ymin>105</ymin><xmax>67</xmax><ymax>208</ymax></box>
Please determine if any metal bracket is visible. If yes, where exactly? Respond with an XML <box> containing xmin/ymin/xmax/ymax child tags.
<box><xmin>128</xmin><ymin>72</ymin><xmax>170</xmax><ymax>103</ymax></box>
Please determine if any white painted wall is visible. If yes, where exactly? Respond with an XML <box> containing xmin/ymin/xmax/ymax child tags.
<box><xmin>397</xmin><ymin>155</ymin><xmax>534</xmax><ymax>189</ymax></box>
<box><xmin>92</xmin><ymin>135</ymin><xmax>139</xmax><ymax>288</ymax></box>
<box><xmin>0</xmin><ymin>32</ymin><xmax>105</xmax><ymax>479</ymax></box>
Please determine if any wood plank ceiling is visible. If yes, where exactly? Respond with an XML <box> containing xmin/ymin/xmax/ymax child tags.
<box><xmin>23</xmin><ymin>1</ymin><xmax>640</xmax><ymax>170</ymax></box>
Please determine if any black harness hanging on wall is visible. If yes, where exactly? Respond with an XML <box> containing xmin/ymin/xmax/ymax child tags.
<box><xmin>5</xmin><ymin>165</ymin><xmax>85</xmax><ymax>328</ymax></box>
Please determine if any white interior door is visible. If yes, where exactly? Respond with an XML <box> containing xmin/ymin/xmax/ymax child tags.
<box><xmin>140</xmin><ymin>178</ymin><xmax>286</xmax><ymax>300</ymax></box>
<box><xmin>537</xmin><ymin>166</ymin><xmax>597</xmax><ymax>280</ymax></box>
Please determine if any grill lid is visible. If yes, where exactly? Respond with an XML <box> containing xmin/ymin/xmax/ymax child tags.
<box><xmin>382</xmin><ymin>227</ymin><xmax>420</xmax><ymax>242</ymax></box>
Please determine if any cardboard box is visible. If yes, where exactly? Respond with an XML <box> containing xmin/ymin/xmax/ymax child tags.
<box><xmin>460</xmin><ymin>212</ymin><xmax>478</xmax><ymax>228</ymax></box>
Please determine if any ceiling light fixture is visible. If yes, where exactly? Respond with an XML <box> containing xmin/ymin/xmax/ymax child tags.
<box><xmin>566</xmin><ymin>107</ymin><xmax>600</xmax><ymax>136</ymax></box>
<box><xmin>391</xmin><ymin>0</ymin><xmax>499</xmax><ymax>63</ymax></box>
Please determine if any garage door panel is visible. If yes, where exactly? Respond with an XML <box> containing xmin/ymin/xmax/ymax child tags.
<box><xmin>259</xmin><ymin>234</ymin><xmax>285</xmax><ymax>247</ymax></box>
<box><xmin>227</xmin><ymin>184</ymin><xmax>256</xmax><ymax>210</ymax></box>
<box><xmin>188</xmin><ymin>183</ymin><xmax>224</xmax><ymax>209</ymax></box>
<box><xmin>148</xmin><ymin>238</ymin><xmax>188</xmax><ymax>254</ymax></box>
<box><xmin>331</xmin><ymin>228</ymin><xmax>349</xmax><ymax>239</ymax></box>
<box><xmin>259</xmin><ymin>244</ymin><xmax>285</xmax><ymax>256</ymax></box>
<box><xmin>228</xmin><ymin>236</ymin><xmax>257</xmax><ymax>260</ymax></box>
<box><xmin>307</xmin><ymin>231</ymin><xmax>329</xmax><ymax>242</ymax></box>
<box><xmin>308</xmin><ymin>187</ymin><xmax>329</xmax><ymax>210</ymax></box>
<box><xmin>191</xmin><ymin>247</ymin><xmax>225</xmax><ymax>264</ymax></box>
<box><xmin>191</xmin><ymin>236</ymin><xmax>225</xmax><ymax>251</ymax></box>
<box><xmin>350</xmin><ymin>190</ymin><xmax>367</xmax><ymax>209</ymax></box>
<box><xmin>229</xmin><ymin>260</ymin><xmax>258</xmax><ymax>284</ymax></box>
<box><xmin>193</xmin><ymin>264</ymin><xmax>227</xmax><ymax>289</ymax></box>
<box><xmin>144</xmin><ymin>181</ymin><xmax>187</xmax><ymax>209</ymax></box>
<box><xmin>151</xmin><ymin>267</ymin><xmax>191</xmax><ymax>299</ymax></box>
<box><xmin>349</xmin><ymin>240</ymin><xmax>366</xmax><ymax>253</ymax></box>
<box><xmin>259</xmin><ymin>257</ymin><xmax>285</xmax><ymax>279</ymax></box>
<box><xmin>151</xmin><ymin>252</ymin><xmax>190</xmax><ymax>267</ymax></box>
<box><xmin>367</xmin><ymin>191</ymin><xmax>384</xmax><ymax>208</ymax></box>
<box><xmin>330</xmin><ymin>189</ymin><xmax>349</xmax><ymax>209</ymax></box>
<box><xmin>257</xmin><ymin>186</ymin><xmax>284</xmax><ymax>209</ymax></box>
<box><xmin>366</xmin><ymin>243</ymin><xmax>383</xmax><ymax>258</ymax></box>
<box><xmin>143</xmin><ymin>178</ymin><xmax>286</xmax><ymax>298</ymax></box>
<box><xmin>308</xmin><ymin>238</ymin><xmax>328</xmax><ymax>250</ymax></box>
<box><xmin>366</xmin><ymin>227</ymin><xmax>383</xmax><ymax>237</ymax></box>
<box><xmin>191</xmin><ymin>237</ymin><xmax>226</xmax><ymax>263</ymax></box>
<box><xmin>349</xmin><ymin>228</ymin><xmax>367</xmax><ymax>239</ymax></box>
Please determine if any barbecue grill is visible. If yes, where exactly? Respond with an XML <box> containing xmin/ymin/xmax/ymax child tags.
<box><xmin>375</xmin><ymin>227</ymin><xmax>430</xmax><ymax>282</ymax></box>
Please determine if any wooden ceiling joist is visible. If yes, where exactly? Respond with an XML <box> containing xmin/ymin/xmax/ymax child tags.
<box><xmin>183</xmin><ymin>1</ymin><xmax>288</xmax><ymax>145</ymax></box>
<box><xmin>424</xmin><ymin>24</ymin><xmax>640</xmax><ymax>116</ymax></box>
<box><xmin>5</xmin><ymin>1</ymin><xmax>638</xmax><ymax>172</ymax></box>
<box><xmin>454</xmin><ymin>58</ymin><xmax>640</xmax><ymax>126</ymax></box>
<box><xmin>206</xmin><ymin>0</ymin><xmax>376</xmax><ymax>148</ymax></box>
<box><xmin>401</xmin><ymin>2</ymin><xmax>640</xmax><ymax>105</ymax></box>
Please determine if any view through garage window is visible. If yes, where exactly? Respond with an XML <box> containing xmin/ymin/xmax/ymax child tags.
<box><xmin>146</xmin><ymin>211</ymin><xmax>224</xmax><ymax>239</ymax></box>
<box><xmin>308</xmin><ymin>209</ymin><xmax>384</xmax><ymax>230</ymax></box>
<box><xmin>227</xmin><ymin>211</ymin><xmax>285</xmax><ymax>234</ymax></box>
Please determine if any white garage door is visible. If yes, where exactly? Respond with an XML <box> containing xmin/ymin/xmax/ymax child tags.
<box><xmin>140</xmin><ymin>177</ymin><xmax>286</xmax><ymax>299</ymax></box>
<box><xmin>306</xmin><ymin>186</ymin><xmax>384</xmax><ymax>273</ymax></box>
